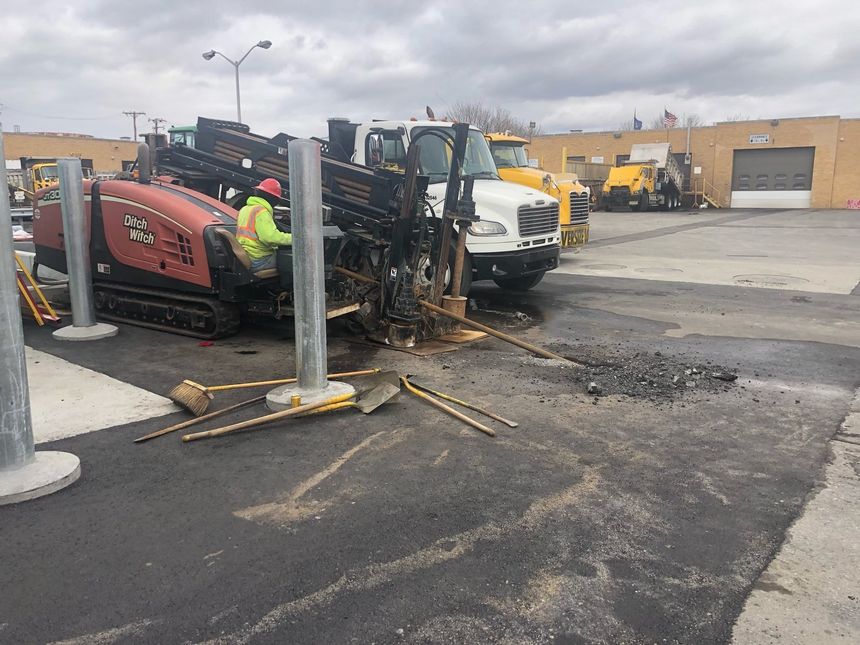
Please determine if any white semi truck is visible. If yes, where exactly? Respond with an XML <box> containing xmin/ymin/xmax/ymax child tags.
<box><xmin>326</xmin><ymin>119</ymin><xmax>561</xmax><ymax>292</ymax></box>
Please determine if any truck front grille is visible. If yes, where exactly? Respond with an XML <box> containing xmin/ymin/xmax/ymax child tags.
<box><xmin>518</xmin><ymin>203</ymin><xmax>559</xmax><ymax>237</ymax></box>
<box><xmin>569</xmin><ymin>192</ymin><xmax>589</xmax><ymax>225</ymax></box>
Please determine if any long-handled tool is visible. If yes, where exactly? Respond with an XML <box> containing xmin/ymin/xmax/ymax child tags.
<box><xmin>300</xmin><ymin>371</ymin><xmax>401</xmax><ymax>417</ymax></box>
<box><xmin>334</xmin><ymin>267</ymin><xmax>577</xmax><ymax>366</ymax></box>
<box><xmin>401</xmin><ymin>376</ymin><xmax>496</xmax><ymax>437</ymax></box>
<box><xmin>406</xmin><ymin>380</ymin><xmax>518</xmax><ymax>428</ymax></box>
<box><xmin>418</xmin><ymin>300</ymin><xmax>575</xmax><ymax>364</ymax></box>
<box><xmin>133</xmin><ymin>394</ymin><xmax>266</xmax><ymax>443</ymax></box>
<box><xmin>182</xmin><ymin>372</ymin><xmax>402</xmax><ymax>443</ymax></box>
<box><xmin>168</xmin><ymin>368</ymin><xmax>381</xmax><ymax>416</ymax></box>
<box><xmin>182</xmin><ymin>391</ymin><xmax>357</xmax><ymax>443</ymax></box>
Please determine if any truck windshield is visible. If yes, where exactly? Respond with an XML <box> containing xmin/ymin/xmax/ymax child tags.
<box><xmin>491</xmin><ymin>143</ymin><xmax>529</xmax><ymax>168</ymax></box>
<box><xmin>170</xmin><ymin>131</ymin><xmax>196</xmax><ymax>147</ymax></box>
<box><xmin>38</xmin><ymin>166</ymin><xmax>59</xmax><ymax>180</ymax></box>
<box><xmin>412</xmin><ymin>127</ymin><xmax>499</xmax><ymax>183</ymax></box>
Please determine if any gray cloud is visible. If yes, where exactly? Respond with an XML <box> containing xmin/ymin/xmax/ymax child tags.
<box><xmin>1</xmin><ymin>0</ymin><xmax>858</xmax><ymax>139</ymax></box>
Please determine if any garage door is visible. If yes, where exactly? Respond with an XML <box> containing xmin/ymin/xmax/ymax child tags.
<box><xmin>730</xmin><ymin>147</ymin><xmax>814</xmax><ymax>208</ymax></box>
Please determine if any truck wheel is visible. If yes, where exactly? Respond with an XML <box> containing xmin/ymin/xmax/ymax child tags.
<box><xmin>493</xmin><ymin>272</ymin><xmax>545</xmax><ymax>291</ymax></box>
<box><xmin>638</xmin><ymin>190</ymin><xmax>649</xmax><ymax>212</ymax></box>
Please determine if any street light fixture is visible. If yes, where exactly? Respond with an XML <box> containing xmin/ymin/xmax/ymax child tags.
<box><xmin>201</xmin><ymin>40</ymin><xmax>272</xmax><ymax>123</ymax></box>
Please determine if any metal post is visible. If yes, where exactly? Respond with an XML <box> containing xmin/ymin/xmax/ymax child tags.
<box><xmin>52</xmin><ymin>159</ymin><xmax>118</xmax><ymax>341</ymax></box>
<box><xmin>291</xmin><ymin>140</ymin><xmax>326</xmax><ymax>391</ymax></box>
<box><xmin>266</xmin><ymin>140</ymin><xmax>354</xmax><ymax>411</ymax></box>
<box><xmin>0</xmin><ymin>133</ymin><xmax>35</xmax><ymax>470</ymax></box>
<box><xmin>0</xmin><ymin>131</ymin><xmax>80</xmax><ymax>504</ymax></box>
<box><xmin>234</xmin><ymin>64</ymin><xmax>242</xmax><ymax>123</ymax></box>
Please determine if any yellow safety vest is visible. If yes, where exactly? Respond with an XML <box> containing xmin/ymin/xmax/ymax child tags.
<box><xmin>236</xmin><ymin>205</ymin><xmax>266</xmax><ymax>244</ymax></box>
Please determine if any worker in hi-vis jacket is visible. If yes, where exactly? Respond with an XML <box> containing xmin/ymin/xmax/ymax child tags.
<box><xmin>235</xmin><ymin>178</ymin><xmax>292</xmax><ymax>271</ymax></box>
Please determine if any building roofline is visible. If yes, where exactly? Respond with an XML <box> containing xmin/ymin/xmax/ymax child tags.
<box><xmin>7</xmin><ymin>132</ymin><xmax>137</xmax><ymax>144</ymax></box>
<box><xmin>535</xmin><ymin>114</ymin><xmax>846</xmax><ymax>139</ymax></box>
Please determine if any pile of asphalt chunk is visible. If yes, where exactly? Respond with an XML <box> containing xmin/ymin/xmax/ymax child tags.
<box><xmin>528</xmin><ymin>345</ymin><xmax>739</xmax><ymax>402</ymax></box>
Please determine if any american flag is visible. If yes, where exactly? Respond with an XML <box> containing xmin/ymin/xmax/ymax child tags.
<box><xmin>663</xmin><ymin>109</ymin><xmax>678</xmax><ymax>128</ymax></box>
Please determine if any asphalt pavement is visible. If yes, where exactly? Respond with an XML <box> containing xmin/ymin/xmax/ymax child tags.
<box><xmin>1</xmin><ymin>209</ymin><xmax>858</xmax><ymax>644</ymax></box>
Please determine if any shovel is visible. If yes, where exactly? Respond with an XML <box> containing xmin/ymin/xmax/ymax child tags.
<box><xmin>182</xmin><ymin>371</ymin><xmax>401</xmax><ymax>443</ymax></box>
<box><xmin>300</xmin><ymin>370</ymin><xmax>401</xmax><ymax>416</ymax></box>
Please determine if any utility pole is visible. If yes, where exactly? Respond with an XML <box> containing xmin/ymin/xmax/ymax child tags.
<box><xmin>123</xmin><ymin>110</ymin><xmax>146</xmax><ymax>139</ymax></box>
<box><xmin>149</xmin><ymin>117</ymin><xmax>167</xmax><ymax>136</ymax></box>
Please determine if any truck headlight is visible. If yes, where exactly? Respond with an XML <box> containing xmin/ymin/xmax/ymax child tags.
<box><xmin>468</xmin><ymin>220</ymin><xmax>507</xmax><ymax>236</ymax></box>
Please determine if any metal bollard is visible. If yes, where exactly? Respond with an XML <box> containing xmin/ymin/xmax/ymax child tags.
<box><xmin>0</xmin><ymin>130</ymin><xmax>80</xmax><ymax>505</ymax></box>
<box><xmin>266</xmin><ymin>140</ymin><xmax>354</xmax><ymax>411</ymax></box>
<box><xmin>52</xmin><ymin>158</ymin><xmax>118</xmax><ymax>341</ymax></box>
<box><xmin>291</xmin><ymin>140</ymin><xmax>328</xmax><ymax>391</ymax></box>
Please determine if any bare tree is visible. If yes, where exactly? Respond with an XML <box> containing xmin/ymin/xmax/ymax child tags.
<box><xmin>723</xmin><ymin>113</ymin><xmax>751</xmax><ymax>122</ymax></box>
<box><xmin>648</xmin><ymin>112</ymin><xmax>706</xmax><ymax>129</ymax></box>
<box><xmin>445</xmin><ymin>101</ymin><xmax>540</xmax><ymax>138</ymax></box>
<box><xmin>648</xmin><ymin>115</ymin><xmax>667</xmax><ymax>129</ymax></box>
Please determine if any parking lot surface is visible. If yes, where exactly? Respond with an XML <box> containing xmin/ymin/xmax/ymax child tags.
<box><xmin>0</xmin><ymin>209</ymin><xmax>858</xmax><ymax>644</ymax></box>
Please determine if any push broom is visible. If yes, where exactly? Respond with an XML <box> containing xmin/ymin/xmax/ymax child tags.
<box><xmin>168</xmin><ymin>368</ymin><xmax>380</xmax><ymax>416</ymax></box>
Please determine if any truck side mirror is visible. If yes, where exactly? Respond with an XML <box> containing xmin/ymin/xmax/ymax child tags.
<box><xmin>368</xmin><ymin>133</ymin><xmax>384</xmax><ymax>166</ymax></box>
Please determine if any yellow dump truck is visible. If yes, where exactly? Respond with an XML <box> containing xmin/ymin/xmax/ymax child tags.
<box><xmin>602</xmin><ymin>143</ymin><xmax>683</xmax><ymax>211</ymax></box>
<box><xmin>11</xmin><ymin>158</ymin><xmax>95</xmax><ymax>196</ymax></box>
<box><xmin>487</xmin><ymin>133</ymin><xmax>590</xmax><ymax>249</ymax></box>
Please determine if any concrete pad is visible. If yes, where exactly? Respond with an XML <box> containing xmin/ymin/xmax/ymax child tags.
<box><xmin>266</xmin><ymin>380</ymin><xmax>356</xmax><ymax>412</ymax></box>
<box><xmin>53</xmin><ymin>322</ymin><xmax>119</xmax><ymax>341</ymax></box>
<box><xmin>561</xmin><ymin>209</ymin><xmax>860</xmax><ymax>294</ymax></box>
<box><xmin>26</xmin><ymin>347</ymin><xmax>177</xmax><ymax>443</ymax></box>
<box><xmin>0</xmin><ymin>451</ymin><xmax>80</xmax><ymax>506</ymax></box>
<box><xmin>732</xmin><ymin>391</ymin><xmax>860</xmax><ymax>644</ymax></box>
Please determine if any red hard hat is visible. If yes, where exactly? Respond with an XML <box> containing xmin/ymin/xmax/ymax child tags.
<box><xmin>256</xmin><ymin>178</ymin><xmax>282</xmax><ymax>198</ymax></box>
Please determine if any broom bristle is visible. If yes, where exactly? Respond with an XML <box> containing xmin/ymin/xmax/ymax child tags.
<box><xmin>168</xmin><ymin>381</ymin><xmax>213</xmax><ymax>417</ymax></box>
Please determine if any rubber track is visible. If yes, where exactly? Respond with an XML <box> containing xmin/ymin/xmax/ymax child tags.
<box><xmin>93</xmin><ymin>283</ymin><xmax>241</xmax><ymax>339</ymax></box>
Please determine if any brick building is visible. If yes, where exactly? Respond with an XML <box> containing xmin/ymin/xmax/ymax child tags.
<box><xmin>526</xmin><ymin>115</ymin><xmax>860</xmax><ymax>209</ymax></box>
<box><xmin>3</xmin><ymin>132</ymin><xmax>139</xmax><ymax>174</ymax></box>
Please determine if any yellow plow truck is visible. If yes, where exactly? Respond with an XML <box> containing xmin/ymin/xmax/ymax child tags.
<box><xmin>487</xmin><ymin>133</ymin><xmax>590</xmax><ymax>250</ymax></box>
<box><xmin>602</xmin><ymin>143</ymin><xmax>683</xmax><ymax>211</ymax></box>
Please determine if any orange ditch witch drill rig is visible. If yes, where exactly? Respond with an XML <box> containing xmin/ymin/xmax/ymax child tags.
<box><xmin>32</xmin><ymin>117</ymin><xmax>476</xmax><ymax>345</ymax></box>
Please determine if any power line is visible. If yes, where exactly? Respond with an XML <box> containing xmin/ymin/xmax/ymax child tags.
<box><xmin>123</xmin><ymin>110</ymin><xmax>147</xmax><ymax>140</ymax></box>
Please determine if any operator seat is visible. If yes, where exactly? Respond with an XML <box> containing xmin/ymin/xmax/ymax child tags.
<box><xmin>213</xmin><ymin>228</ymin><xmax>279</xmax><ymax>280</ymax></box>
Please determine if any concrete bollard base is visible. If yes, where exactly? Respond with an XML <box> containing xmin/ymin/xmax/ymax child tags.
<box><xmin>266</xmin><ymin>380</ymin><xmax>356</xmax><ymax>412</ymax></box>
<box><xmin>0</xmin><ymin>451</ymin><xmax>81</xmax><ymax>506</ymax></box>
<box><xmin>53</xmin><ymin>322</ymin><xmax>119</xmax><ymax>342</ymax></box>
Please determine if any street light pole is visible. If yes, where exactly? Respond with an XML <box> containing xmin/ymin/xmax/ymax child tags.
<box><xmin>235</xmin><ymin>64</ymin><xmax>242</xmax><ymax>123</ymax></box>
<box><xmin>202</xmin><ymin>40</ymin><xmax>272</xmax><ymax>123</ymax></box>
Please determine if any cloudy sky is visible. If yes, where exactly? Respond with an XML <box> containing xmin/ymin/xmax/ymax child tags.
<box><xmin>2</xmin><ymin>0</ymin><xmax>858</xmax><ymax>140</ymax></box>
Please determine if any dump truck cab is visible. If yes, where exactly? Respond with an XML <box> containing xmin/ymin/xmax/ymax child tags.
<box><xmin>487</xmin><ymin>133</ymin><xmax>589</xmax><ymax>250</ymax></box>
<box><xmin>334</xmin><ymin>119</ymin><xmax>561</xmax><ymax>292</ymax></box>
<box><xmin>602</xmin><ymin>143</ymin><xmax>682</xmax><ymax>212</ymax></box>
<box><xmin>603</xmin><ymin>164</ymin><xmax>655</xmax><ymax>211</ymax></box>
<box><xmin>29</xmin><ymin>163</ymin><xmax>60</xmax><ymax>191</ymax></box>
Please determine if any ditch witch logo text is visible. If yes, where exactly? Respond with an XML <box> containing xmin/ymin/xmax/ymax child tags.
<box><xmin>123</xmin><ymin>213</ymin><xmax>156</xmax><ymax>246</ymax></box>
